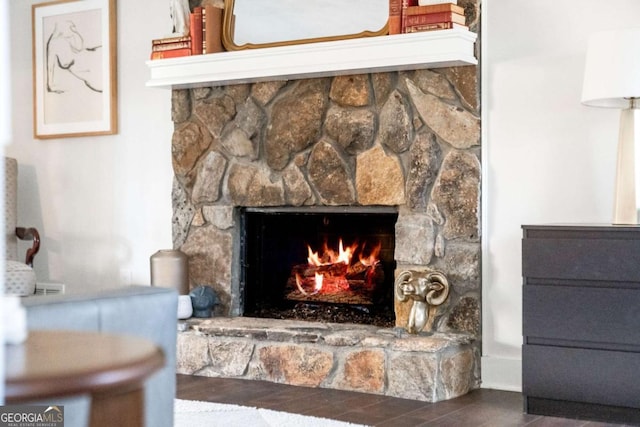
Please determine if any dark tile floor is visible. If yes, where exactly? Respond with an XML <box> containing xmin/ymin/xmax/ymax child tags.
<box><xmin>176</xmin><ymin>374</ymin><xmax>630</xmax><ymax>426</ymax></box>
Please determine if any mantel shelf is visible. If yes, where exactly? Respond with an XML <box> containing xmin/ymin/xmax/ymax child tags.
<box><xmin>146</xmin><ymin>29</ymin><xmax>477</xmax><ymax>89</ymax></box>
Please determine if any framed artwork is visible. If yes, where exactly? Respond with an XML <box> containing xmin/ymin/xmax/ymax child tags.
<box><xmin>32</xmin><ymin>0</ymin><xmax>117</xmax><ymax>139</ymax></box>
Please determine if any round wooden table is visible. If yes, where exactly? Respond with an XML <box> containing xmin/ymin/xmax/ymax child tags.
<box><xmin>5</xmin><ymin>330</ymin><xmax>165</xmax><ymax>427</ymax></box>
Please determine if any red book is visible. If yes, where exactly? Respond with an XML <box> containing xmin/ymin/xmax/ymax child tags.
<box><xmin>389</xmin><ymin>0</ymin><xmax>403</xmax><ymax>35</ymax></box>
<box><xmin>152</xmin><ymin>35</ymin><xmax>190</xmax><ymax>46</ymax></box>
<box><xmin>400</xmin><ymin>0</ymin><xmax>419</xmax><ymax>34</ymax></box>
<box><xmin>405</xmin><ymin>3</ymin><xmax>464</xmax><ymax>15</ymax></box>
<box><xmin>190</xmin><ymin>7</ymin><xmax>203</xmax><ymax>55</ymax></box>
<box><xmin>403</xmin><ymin>11</ymin><xmax>466</xmax><ymax>28</ymax></box>
<box><xmin>150</xmin><ymin>48</ymin><xmax>192</xmax><ymax>60</ymax></box>
<box><xmin>152</xmin><ymin>40</ymin><xmax>191</xmax><ymax>52</ymax></box>
<box><xmin>404</xmin><ymin>21</ymin><xmax>468</xmax><ymax>33</ymax></box>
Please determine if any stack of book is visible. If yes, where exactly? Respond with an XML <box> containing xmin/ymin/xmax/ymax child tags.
<box><xmin>403</xmin><ymin>0</ymin><xmax>467</xmax><ymax>33</ymax></box>
<box><xmin>150</xmin><ymin>35</ymin><xmax>192</xmax><ymax>60</ymax></box>
<box><xmin>389</xmin><ymin>0</ymin><xmax>467</xmax><ymax>35</ymax></box>
<box><xmin>150</xmin><ymin>5</ymin><xmax>223</xmax><ymax>60</ymax></box>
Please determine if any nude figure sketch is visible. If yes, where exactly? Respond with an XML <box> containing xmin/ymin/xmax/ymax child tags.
<box><xmin>46</xmin><ymin>20</ymin><xmax>102</xmax><ymax>94</ymax></box>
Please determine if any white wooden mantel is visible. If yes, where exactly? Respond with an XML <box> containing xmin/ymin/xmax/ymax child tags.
<box><xmin>146</xmin><ymin>29</ymin><xmax>477</xmax><ymax>89</ymax></box>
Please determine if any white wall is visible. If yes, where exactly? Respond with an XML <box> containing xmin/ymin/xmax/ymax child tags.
<box><xmin>1</xmin><ymin>0</ymin><xmax>8</xmax><ymax>404</ymax></box>
<box><xmin>482</xmin><ymin>0</ymin><xmax>640</xmax><ymax>390</ymax></box>
<box><xmin>8</xmin><ymin>1</ymin><xmax>174</xmax><ymax>292</ymax></box>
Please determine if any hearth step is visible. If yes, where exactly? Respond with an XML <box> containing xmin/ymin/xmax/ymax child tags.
<box><xmin>177</xmin><ymin>317</ymin><xmax>480</xmax><ymax>403</ymax></box>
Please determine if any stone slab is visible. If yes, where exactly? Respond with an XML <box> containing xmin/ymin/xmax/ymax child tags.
<box><xmin>179</xmin><ymin>317</ymin><xmax>480</xmax><ymax>402</ymax></box>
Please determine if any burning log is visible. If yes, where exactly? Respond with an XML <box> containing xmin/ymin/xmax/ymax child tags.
<box><xmin>286</xmin><ymin>261</ymin><xmax>384</xmax><ymax>305</ymax></box>
<box><xmin>318</xmin><ymin>262</ymin><xmax>349</xmax><ymax>278</ymax></box>
<box><xmin>347</xmin><ymin>260</ymin><xmax>368</xmax><ymax>277</ymax></box>
<box><xmin>292</xmin><ymin>263</ymin><xmax>348</xmax><ymax>279</ymax></box>
<box><xmin>286</xmin><ymin>238</ymin><xmax>385</xmax><ymax>305</ymax></box>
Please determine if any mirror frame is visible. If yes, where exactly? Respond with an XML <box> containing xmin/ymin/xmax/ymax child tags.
<box><xmin>221</xmin><ymin>0</ymin><xmax>390</xmax><ymax>51</ymax></box>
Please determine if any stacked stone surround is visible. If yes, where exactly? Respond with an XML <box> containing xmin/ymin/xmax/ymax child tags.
<box><xmin>178</xmin><ymin>317</ymin><xmax>479</xmax><ymax>402</ymax></box>
<box><xmin>171</xmin><ymin>0</ymin><xmax>481</xmax><ymax>402</ymax></box>
<box><xmin>171</xmin><ymin>68</ymin><xmax>481</xmax><ymax>330</ymax></box>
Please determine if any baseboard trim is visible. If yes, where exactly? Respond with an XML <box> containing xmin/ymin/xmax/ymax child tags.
<box><xmin>481</xmin><ymin>356</ymin><xmax>522</xmax><ymax>392</ymax></box>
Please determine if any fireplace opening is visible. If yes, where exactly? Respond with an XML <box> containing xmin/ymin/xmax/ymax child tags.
<box><xmin>240</xmin><ymin>207</ymin><xmax>398</xmax><ymax>327</ymax></box>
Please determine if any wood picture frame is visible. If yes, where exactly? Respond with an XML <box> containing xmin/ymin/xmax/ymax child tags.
<box><xmin>32</xmin><ymin>0</ymin><xmax>117</xmax><ymax>139</ymax></box>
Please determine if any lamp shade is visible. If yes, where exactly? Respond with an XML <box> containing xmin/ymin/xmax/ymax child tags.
<box><xmin>581</xmin><ymin>28</ymin><xmax>640</xmax><ymax>108</ymax></box>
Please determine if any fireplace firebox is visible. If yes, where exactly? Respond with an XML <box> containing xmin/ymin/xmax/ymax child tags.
<box><xmin>240</xmin><ymin>207</ymin><xmax>398</xmax><ymax>326</ymax></box>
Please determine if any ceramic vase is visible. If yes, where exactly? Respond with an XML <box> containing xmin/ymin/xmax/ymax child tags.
<box><xmin>150</xmin><ymin>249</ymin><xmax>189</xmax><ymax>295</ymax></box>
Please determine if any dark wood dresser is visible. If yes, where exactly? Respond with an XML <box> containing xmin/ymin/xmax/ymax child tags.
<box><xmin>522</xmin><ymin>224</ymin><xmax>640</xmax><ymax>424</ymax></box>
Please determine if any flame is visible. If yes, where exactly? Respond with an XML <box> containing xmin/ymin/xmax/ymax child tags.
<box><xmin>295</xmin><ymin>273</ymin><xmax>307</xmax><ymax>294</ymax></box>
<box><xmin>314</xmin><ymin>272</ymin><xmax>323</xmax><ymax>291</ymax></box>
<box><xmin>295</xmin><ymin>273</ymin><xmax>322</xmax><ymax>295</ymax></box>
<box><xmin>336</xmin><ymin>240</ymin><xmax>352</xmax><ymax>264</ymax></box>
<box><xmin>359</xmin><ymin>242</ymin><xmax>382</xmax><ymax>267</ymax></box>
<box><xmin>307</xmin><ymin>239</ymin><xmax>358</xmax><ymax>266</ymax></box>
<box><xmin>307</xmin><ymin>246</ymin><xmax>322</xmax><ymax>266</ymax></box>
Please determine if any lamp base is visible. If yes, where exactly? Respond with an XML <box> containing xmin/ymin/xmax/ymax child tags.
<box><xmin>612</xmin><ymin>108</ymin><xmax>637</xmax><ymax>225</ymax></box>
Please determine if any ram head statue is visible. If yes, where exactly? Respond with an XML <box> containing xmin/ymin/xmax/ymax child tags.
<box><xmin>395</xmin><ymin>269</ymin><xmax>450</xmax><ymax>334</ymax></box>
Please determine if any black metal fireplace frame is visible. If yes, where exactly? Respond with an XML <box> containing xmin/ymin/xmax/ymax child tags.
<box><xmin>238</xmin><ymin>206</ymin><xmax>398</xmax><ymax>326</ymax></box>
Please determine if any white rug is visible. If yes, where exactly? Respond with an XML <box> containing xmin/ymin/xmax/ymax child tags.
<box><xmin>174</xmin><ymin>399</ymin><xmax>369</xmax><ymax>427</ymax></box>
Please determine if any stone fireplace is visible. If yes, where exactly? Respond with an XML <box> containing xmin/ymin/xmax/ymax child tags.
<box><xmin>172</xmin><ymin>70</ymin><xmax>481</xmax><ymax>330</ymax></box>
<box><xmin>172</xmin><ymin>0</ymin><xmax>480</xmax><ymax>403</ymax></box>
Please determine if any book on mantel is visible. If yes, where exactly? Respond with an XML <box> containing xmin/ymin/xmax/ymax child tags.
<box><xmin>150</xmin><ymin>47</ymin><xmax>192</xmax><ymax>60</ymax></box>
<box><xmin>404</xmin><ymin>21</ymin><xmax>468</xmax><ymax>33</ymax></box>
<box><xmin>418</xmin><ymin>0</ymin><xmax>457</xmax><ymax>5</ymax></box>
<box><xmin>403</xmin><ymin>11</ymin><xmax>466</xmax><ymax>28</ymax></box>
<box><xmin>202</xmin><ymin>5</ymin><xmax>223</xmax><ymax>54</ymax></box>
<box><xmin>190</xmin><ymin>6</ymin><xmax>203</xmax><ymax>55</ymax></box>
<box><xmin>405</xmin><ymin>3</ymin><xmax>464</xmax><ymax>15</ymax></box>
<box><xmin>389</xmin><ymin>0</ymin><xmax>404</xmax><ymax>35</ymax></box>
<box><xmin>399</xmin><ymin>0</ymin><xmax>419</xmax><ymax>35</ymax></box>
<box><xmin>150</xmin><ymin>35</ymin><xmax>192</xmax><ymax>59</ymax></box>
<box><xmin>152</xmin><ymin>39</ymin><xmax>191</xmax><ymax>51</ymax></box>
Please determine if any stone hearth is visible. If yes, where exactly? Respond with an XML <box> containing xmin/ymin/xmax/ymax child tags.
<box><xmin>171</xmin><ymin>0</ymin><xmax>480</xmax><ymax>403</ymax></box>
<box><xmin>177</xmin><ymin>317</ymin><xmax>478</xmax><ymax>402</ymax></box>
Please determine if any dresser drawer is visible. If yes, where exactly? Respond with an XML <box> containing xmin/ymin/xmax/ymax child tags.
<box><xmin>523</xmin><ymin>344</ymin><xmax>640</xmax><ymax>409</ymax></box>
<box><xmin>523</xmin><ymin>284</ymin><xmax>640</xmax><ymax>345</ymax></box>
<box><xmin>522</xmin><ymin>237</ymin><xmax>640</xmax><ymax>282</ymax></box>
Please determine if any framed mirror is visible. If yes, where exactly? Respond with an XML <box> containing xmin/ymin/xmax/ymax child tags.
<box><xmin>221</xmin><ymin>0</ymin><xmax>389</xmax><ymax>51</ymax></box>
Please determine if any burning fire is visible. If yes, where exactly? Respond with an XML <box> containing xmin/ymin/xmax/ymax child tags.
<box><xmin>307</xmin><ymin>239</ymin><xmax>357</xmax><ymax>266</ymax></box>
<box><xmin>294</xmin><ymin>239</ymin><xmax>381</xmax><ymax>296</ymax></box>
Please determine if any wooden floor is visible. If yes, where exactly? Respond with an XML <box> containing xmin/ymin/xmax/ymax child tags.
<box><xmin>176</xmin><ymin>374</ymin><xmax>627</xmax><ymax>426</ymax></box>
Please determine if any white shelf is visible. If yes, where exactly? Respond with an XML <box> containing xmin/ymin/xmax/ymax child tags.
<box><xmin>146</xmin><ymin>29</ymin><xmax>477</xmax><ymax>89</ymax></box>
